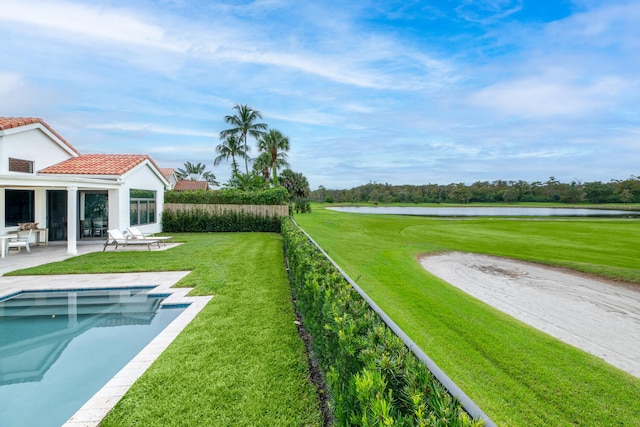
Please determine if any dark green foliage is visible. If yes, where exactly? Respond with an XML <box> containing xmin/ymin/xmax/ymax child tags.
<box><xmin>294</xmin><ymin>198</ymin><xmax>312</xmax><ymax>213</ymax></box>
<box><xmin>281</xmin><ymin>217</ymin><xmax>483</xmax><ymax>427</ymax></box>
<box><xmin>162</xmin><ymin>209</ymin><xmax>281</xmax><ymax>232</ymax></box>
<box><xmin>164</xmin><ymin>187</ymin><xmax>288</xmax><ymax>205</ymax></box>
<box><xmin>310</xmin><ymin>176</ymin><xmax>640</xmax><ymax>204</ymax></box>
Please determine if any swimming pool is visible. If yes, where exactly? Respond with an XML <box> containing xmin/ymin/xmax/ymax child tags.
<box><xmin>0</xmin><ymin>287</ymin><xmax>186</xmax><ymax>427</ymax></box>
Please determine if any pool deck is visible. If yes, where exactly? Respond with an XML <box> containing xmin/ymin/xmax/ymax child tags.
<box><xmin>0</xmin><ymin>241</ymin><xmax>212</xmax><ymax>427</ymax></box>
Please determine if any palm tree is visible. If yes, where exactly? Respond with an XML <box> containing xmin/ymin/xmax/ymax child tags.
<box><xmin>214</xmin><ymin>134</ymin><xmax>246</xmax><ymax>177</ymax></box>
<box><xmin>279</xmin><ymin>169</ymin><xmax>310</xmax><ymax>199</ymax></box>
<box><xmin>252</xmin><ymin>151</ymin><xmax>272</xmax><ymax>182</ymax></box>
<box><xmin>220</xmin><ymin>104</ymin><xmax>268</xmax><ymax>175</ymax></box>
<box><xmin>176</xmin><ymin>161</ymin><xmax>219</xmax><ymax>186</ymax></box>
<box><xmin>225</xmin><ymin>172</ymin><xmax>269</xmax><ymax>191</ymax></box>
<box><xmin>257</xmin><ymin>129</ymin><xmax>290</xmax><ymax>186</ymax></box>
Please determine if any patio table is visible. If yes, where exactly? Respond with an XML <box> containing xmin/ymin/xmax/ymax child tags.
<box><xmin>0</xmin><ymin>235</ymin><xmax>16</xmax><ymax>258</ymax></box>
<box><xmin>10</xmin><ymin>228</ymin><xmax>49</xmax><ymax>245</ymax></box>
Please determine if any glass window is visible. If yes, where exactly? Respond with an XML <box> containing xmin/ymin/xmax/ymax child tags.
<box><xmin>5</xmin><ymin>190</ymin><xmax>35</xmax><ymax>226</ymax></box>
<box><xmin>130</xmin><ymin>201</ymin><xmax>139</xmax><ymax>225</ymax></box>
<box><xmin>129</xmin><ymin>189</ymin><xmax>156</xmax><ymax>225</ymax></box>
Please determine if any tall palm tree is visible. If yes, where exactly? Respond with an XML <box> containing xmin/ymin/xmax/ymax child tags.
<box><xmin>214</xmin><ymin>134</ymin><xmax>246</xmax><ymax>177</ymax></box>
<box><xmin>257</xmin><ymin>129</ymin><xmax>290</xmax><ymax>186</ymax></box>
<box><xmin>220</xmin><ymin>104</ymin><xmax>268</xmax><ymax>175</ymax></box>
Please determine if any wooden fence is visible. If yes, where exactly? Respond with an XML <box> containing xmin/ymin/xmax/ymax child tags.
<box><xmin>164</xmin><ymin>203</ymin><xmax>289</xmax><ymax>218</ymax></box>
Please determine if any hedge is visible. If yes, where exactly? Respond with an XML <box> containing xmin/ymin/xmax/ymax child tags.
<box><xmin>162</xmin><ymin>209</ymin><xmax>281</xmax><ymax>232</ymax></box>
<box><xmin>164</xmin><ymin>187</ymin><xmax>289</xmax><ymax>205</ymax></box>
<box><xmin>281</xmin><ymin>217</ymin><xmax>483</xmax><ymax>426</ymax></box>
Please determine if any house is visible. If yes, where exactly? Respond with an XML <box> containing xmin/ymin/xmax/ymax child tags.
<box><xmin>159</xmin><ymin>168</ymin><xmax>178</xmax><ymax>190</ymax></box>
<box><xmin>173</xmin><ymin>180</ymin><xmax>209</xmax><ymax>191</ymax></box>
<box><xmin>0</xmin><ymin>117</ymin><xmax>169</xmax><ymax>255</ymax></box>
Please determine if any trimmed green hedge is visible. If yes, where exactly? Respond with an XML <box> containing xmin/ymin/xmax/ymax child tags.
<box><xmin>281</xmin><ymin>217</ymin><xmax>482</xmax><ymax>426</ymax></box>
<box><xmin>165</xmin><ymin>187</ymin><xmax>288</xmax><ymax>205</ymax></box>
<box><xmin>162</xmin><ymin>209</ymin><xmax>281</xmax><ymax>232</ymax></box>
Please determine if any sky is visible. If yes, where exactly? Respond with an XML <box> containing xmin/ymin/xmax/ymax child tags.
<box><xmin>1</xmin><ymin>0</ymin><xmax>639</xmax><ymax>190</ymax></box>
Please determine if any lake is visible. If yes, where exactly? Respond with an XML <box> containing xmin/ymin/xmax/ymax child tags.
<box><xmin>327</xmin><ymin>206</ymin><xmax>639</xmax><ymax>217</ymax></box>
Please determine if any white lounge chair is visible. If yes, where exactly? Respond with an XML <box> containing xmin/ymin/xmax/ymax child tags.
<box><xmin>8</xmin><ymin>229</ymin><xmax>32</xmax><ymax>254</ymax></box>
<box><xmin>127</xmin><ymin>227</ymin><xmax>173</xmax><ymax>246</ymax></box>
<box><xmin>103</xmin><ymin>229</ymin><xmax>159</xmax><ymax>251</ymax></box>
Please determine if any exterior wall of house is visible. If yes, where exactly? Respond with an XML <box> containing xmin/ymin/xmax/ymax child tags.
<box><xmin>1</xmin><ymin>123</ymin><xmax>168</xmax><ymax>242</ymax></box>
<box><xmin>0</xmin><ymin>127</ymin><xmax>75</xmax><ymax>174</ymax></box>
<box><xmin>118</xmin><ymin>163</ymin><xmax>166</xmax><ymax>234</ymax></box>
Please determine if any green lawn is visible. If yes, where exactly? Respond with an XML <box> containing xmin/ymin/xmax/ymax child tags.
<box><xmin>294</xmin><ymin>209</ymin><xmax>640</xmax><ymax>426</ymax></box>
<box><xmin>10</xmin><ymin>233</ymin><xmax>323</xmax><ymax>427</ymax></box>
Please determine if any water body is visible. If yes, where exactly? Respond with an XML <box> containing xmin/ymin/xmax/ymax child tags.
<box><xmin>328</xmin><ymin>206</ymin><xmax>638</xmax><ymax>217</ymax></box>
<box><xmin>0</xmin><ymin>288</ymin><xmax>185</xmax><ymax>427</ymax></box>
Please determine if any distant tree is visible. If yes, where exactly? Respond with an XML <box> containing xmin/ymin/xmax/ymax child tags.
<box><xmin>215</xmin><ymin>134</ymin><xmax>246</xmax><ymax>177</ymax></box>
<box><xmin>448</xmin><ymin>183</ymin><xmax>472</xmax><ymax>204</ymax></box>
<box><xmin>224</xmin><ymin>172</ymin><xmax>269</xmax><ymax>191</ymax></box>
<box><xmin>560</xmin><ymin>180</ymin><xmax>584</xmax><ymax>204</ymax></box>
<box><xmin>615</xmin><ymin>176</ymin><xmax>640</xmax><ymax>203</ymax></box>
<box><xmin>176</xmin><ymin>161</ymin><xmax>218</xmax><ymax>187</ymax></box>
<box><xmin>220</xmin><ymin>104</ymin><xmax>268</xmax><ymax>175</ymax></box>
<box><xmin>257</xmin><ymin>129</ymin><xmax>290</xmax><ymax>186</ymax></box>
<box><xmin>583</xmin><ymin>181</ymin><xmax>615</xmax><ymax>203</ymax></box>
<box><xmin>502</xmin><ymin>187</ymin><xmax>519</xmax><ymax>203</ymax></box>
<box><xmin>280</xmin><ymin>169</ymin><xmax>310</xmax><ymax>199</ymax></box>
<box><xmin>252</xmin><ymin>152</ymin><xmax>272</xmax><ymax>181</ymax></box>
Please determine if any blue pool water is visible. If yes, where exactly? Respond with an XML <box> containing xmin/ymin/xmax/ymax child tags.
<box><xmin>0</xmin><ymin>288</ymin><xmax>185</xmax><ymax>427</ymax></box>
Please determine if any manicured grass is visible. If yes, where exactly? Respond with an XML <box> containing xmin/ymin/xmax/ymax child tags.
<box><xmin>294</xmin><ymin>209</ymin><xmax>640</xmax><ymax>426</ymax></box>
<box><xmin>11</xmin><ymin>233</ymin><xmax>323</xmax><ymax>427</ymax></box>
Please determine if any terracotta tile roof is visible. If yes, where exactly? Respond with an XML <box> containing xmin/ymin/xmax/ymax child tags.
<box><xmin>39</xmin><ymin>154</ymin><xmax>155</xmax><ymax>176</ymax></box>
<box><xmin>159</xmin><ymin>168</ymin><xmax>175</xmax><ymax>178</ymax></box>
<box><xmin>174</xmin><ymin>180</ymin><xmax>209</xmax><ymax>191</ymax></box>
<box><xmin>0</xmin><ymin>116</ymin><xmax>81</xmax><ymax>155</ymax></box>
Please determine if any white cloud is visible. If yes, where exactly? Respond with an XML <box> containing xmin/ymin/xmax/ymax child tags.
<box><xmin>456</xmin><ymin>0</ymin><xmax>524</xmax><ymax>23</ymax></box>
<box><xmin>87</xmin><ymin>122</ymin><xmax>217</xmax><ymax>138</ymax></box>
<box><xmin>1</xmin><ymin>0</ymin><xmax>189</xmax><ymax>52</ymax></box>
<box><xmin>468</xmin><ymin>74</ymin><xmax>627</xmax><ymax>118</ymax></box>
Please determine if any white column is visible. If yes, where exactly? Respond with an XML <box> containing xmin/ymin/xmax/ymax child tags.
<box><xmin>67</xmin><ymin>185</ymin><xmax>78</xmax><ymax>255</ymax></box>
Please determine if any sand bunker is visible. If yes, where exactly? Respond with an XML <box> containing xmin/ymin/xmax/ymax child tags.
<box><xmin>419</xmin><ymin>252</ymin><xmax>640</xmax><ymax>378</ymax></box>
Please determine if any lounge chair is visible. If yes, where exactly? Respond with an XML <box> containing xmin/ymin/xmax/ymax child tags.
<box><xmin>103</xmin><ymin>229</ymin><xmax>160</xmax><ymax>251</ymax></box>
<box><xmin>127</xmin><ymin>227</ymin><xmax>173</xmax><ymax>246</ymax></box>
<box><xmin>7</xmin><ymin>229</ymin><xmax>32</xmax><ymax>253</ymax></box>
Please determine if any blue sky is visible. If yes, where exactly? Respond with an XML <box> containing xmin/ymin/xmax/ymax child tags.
<box><xmin>1</xmin><ymin>0</ymin><xmax>638</xmax><ymax>189</ymax></box>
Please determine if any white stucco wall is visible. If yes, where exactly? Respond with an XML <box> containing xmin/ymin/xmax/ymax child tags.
<box><xmin>0</xmin><ymin>126</ymin><xmax>76</xmax><ymax>174</ymax></box>
<box><xmin>117</xmin><ymin>162</ymin><xmax>167</xmax><ymax>234</ymax></box>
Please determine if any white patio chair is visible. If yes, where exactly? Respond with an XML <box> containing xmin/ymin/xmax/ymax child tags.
<box><xmin>8</xmin><ymin>229</ymin><xmax>32</xmax><ymax>254</ymax></box>
<box><xmin>127</xmin><ymin>227</ymin><xmax>173</xmax><ymax>246</ymax></box>
<box><xmin>103</xmin><ymin>229</ymin><xmax>160</xmax><ymax>251</ymax></box>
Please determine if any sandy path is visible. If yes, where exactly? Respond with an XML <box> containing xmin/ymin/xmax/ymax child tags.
<box><xmin>419</xmin><ymin>252</ymin><xmax>640</xmax><ymax>378</ymax></box>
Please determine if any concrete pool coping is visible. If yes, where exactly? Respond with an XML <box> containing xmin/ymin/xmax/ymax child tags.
<box><xmin>0</xmin><ymin>254</ymin><xmax>211</xmax><ymax>427</ymax></box>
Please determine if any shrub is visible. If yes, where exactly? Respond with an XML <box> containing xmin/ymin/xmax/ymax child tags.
<box><xmin>164</xmin><ymin>187</ymin><xmax>288</xmax><ymax>205</ymax></box>
<box><xmin>162</xmin><ymin>209</ymin><xmax>281</xmax><ymax>232</ymax></box>
<box><xmin>281</xmin><ymin>217</ymin><xmax>483</xmax><ymax>426</ymax></box>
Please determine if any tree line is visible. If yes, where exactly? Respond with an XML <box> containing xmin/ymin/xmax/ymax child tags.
<box><xmin>310</xmin><ymin>176</ymin><xmax>640</xmax><ymax>204</ymax></box>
